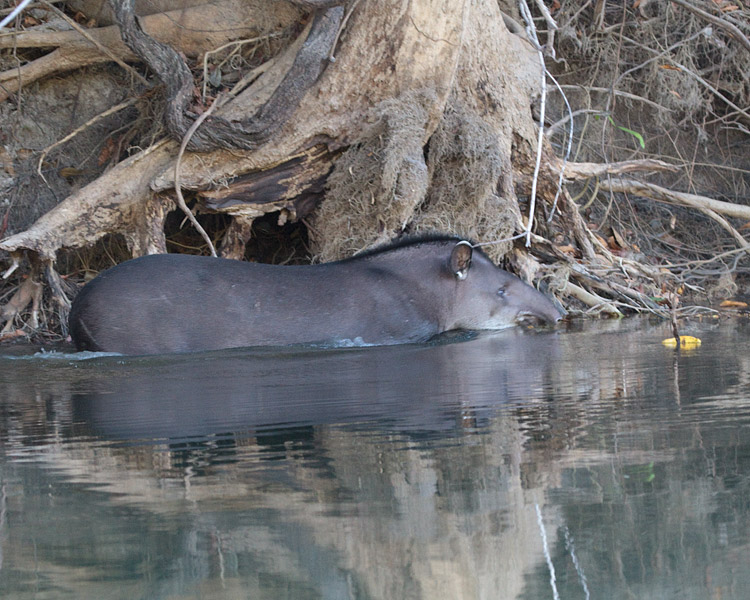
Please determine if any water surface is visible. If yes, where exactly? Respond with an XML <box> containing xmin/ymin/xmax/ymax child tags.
<box><xmin>1</xmin><ymin>318</ymin><xmax>749</xmax><ymax>599</ymax></box>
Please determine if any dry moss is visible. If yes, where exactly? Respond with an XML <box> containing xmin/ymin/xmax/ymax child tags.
<box><xmin>309</xmin><ymin>89</ymin><xmax>435</xmax><ymax>261</ymax></box>
<box><xmin>310</xmin><ymin>93</ymin><xmax>526</xmax><ymax>263</ymax></box>
<box><xmin>414</xmin><ymin>98</ymin><xmax>519</xmax><ymax>264</ymax></box>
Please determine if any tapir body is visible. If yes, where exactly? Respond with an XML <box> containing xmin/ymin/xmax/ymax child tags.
<box><xmin>69</xmin><ymin>235</ymin><xmax>562</xmax><ymax>355</ymax></box>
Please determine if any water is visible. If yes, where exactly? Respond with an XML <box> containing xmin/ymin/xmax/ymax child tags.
<box><xmin>0</xmin><ymin>318</ymin><xmax>749</xmax><ymax>599</ymax></box>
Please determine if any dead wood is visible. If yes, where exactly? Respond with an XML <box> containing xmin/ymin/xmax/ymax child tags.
<box><xmin>1</xmin><ymin>275</ymin><xmax>42</xmax><ymax>334</ymax></box>
<box><xmin>0</xmin><ymin>0</ymin><xmax>300</xmax><ymax>102</ymax></box>
<box><xmin>198</xmin><ymin>144</ymin><xmax>338</xmax><ymax>221</ymax></box>
<box><xmin>0</xmin><ymin>140</ymin><xmax>176</xmax><ymax>261</ymax></box>
<box><xmin>600</xmin><ymin>178</ymin><xmax>750</xmax><ymax>223</ymax></box>
<box><xmin>600</xmin><ymin>179</ymin><xmax>750</xmax><ymax>248</ymax></box>
<box><xmin>551</xmin><ymin>158</ymin><xmax>679</xmax><ymax>180</ymax></box>
<box><xmin>110</xmin><ymin>0</ymin><xmax>343</xmax><ymax>150</ymax></box>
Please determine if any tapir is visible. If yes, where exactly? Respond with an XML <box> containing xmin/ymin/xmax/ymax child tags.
<box><xmin>68</xmin><ymin>235</ymin><xmax>563</xmax><ymax>355</ymax></box>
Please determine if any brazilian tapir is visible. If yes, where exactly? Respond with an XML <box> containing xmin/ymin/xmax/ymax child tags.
<box><xmin>69</xmin><ymin>235</ymin><xmax>563</xmax><ymax>355</ymax></box>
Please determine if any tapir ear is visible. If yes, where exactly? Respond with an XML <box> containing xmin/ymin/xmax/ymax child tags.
<box><xmin>450</xmin><ymin>241</ymin><xmax>473</xmax><ymax>280</ymax></box>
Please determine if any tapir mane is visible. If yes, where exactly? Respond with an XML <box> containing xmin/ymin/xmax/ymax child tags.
<box><xmin>336</xmin><ymin>233</ymin><xmax>490</xmax><ymax>264</ymax></box>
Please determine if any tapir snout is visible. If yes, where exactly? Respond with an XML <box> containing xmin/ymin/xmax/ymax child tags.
<box><xmin>69</xmin><ymin>235</ymin><xmax>563</xmax><ymax>355</ymax></box>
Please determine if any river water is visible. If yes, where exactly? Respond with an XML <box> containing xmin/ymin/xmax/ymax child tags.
<box><xmin>0</xmin><ymin>318</ymin><xmax>749</xmax><ymax>599</ymax></box>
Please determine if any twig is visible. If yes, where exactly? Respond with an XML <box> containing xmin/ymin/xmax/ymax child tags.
<box><xmin>547</xmin><ymin>109</ymin><xmax>600</xmax><ymax>137</ymax></box>
<box><xmin>174</xmin><ymin>94</ymin><xmax>227</xmax><ymax>257</ymax></box>
<box><xmin>670</xmin><ymin>0</ymin><xmax>750</xmax><ymax>53</ymax></box>
<box><xmin>601</xmin><ymin>178</ymin><xmax>750</xmax><ymax>248</ymax></box>
<box><xmin>37</xmin><ymin>97</ymin><xmax>139</xmax><ymax>179</ymax></box>
<box><xmin>555</xmin><ymin>85</ymin><xmax>672</xmax><ymax>113</ymax></box>
<box><xmin>670</xmin><ymin>60</ymin><xmax>750</xmax><ymax>123</ymax></box>
<box><xmin>662</xmin><ymin>246</ymin><xmax>750</xmax><ymax>269</ymax></box>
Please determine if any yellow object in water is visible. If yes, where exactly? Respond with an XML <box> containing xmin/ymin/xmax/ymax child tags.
<box><xmin>661</xmin><ymin>335</ymin><xmax>702</xmax><ymax>349</ymax></box>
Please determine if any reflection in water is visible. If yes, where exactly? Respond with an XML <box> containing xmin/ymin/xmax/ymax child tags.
<box><xmin>1</xmin><ymin>319</ymin><xmax>750</xmax><ymax>599</ymax></box>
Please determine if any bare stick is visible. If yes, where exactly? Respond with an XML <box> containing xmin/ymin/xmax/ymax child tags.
<box><xmin>601</xmin><ymin>178</ymin><xmax>750</xmax><ymax>248</ymax></box>
<box><xmin>564</xmin><ymin>281</ymin><xmax>623</xmax><ymax>317</ymax></box>
<box><xmin>670</xmin><ymin>60</ymin><xmax>750</xmax><ymax>123</ymax></box>
<box><xmin>554</xmin><ymin>86</ymin><xmax>672</xmax><ymax>113</ymax></box>
<box><xmin>174</xmin><ymin>95</ymin><xmax>227</xmax><ymax>258</ymax></box>
<box><xmin>41</xmin><ymin>1</ymin><xmax>149</xmax><ymax>87</ymax></box>
<box><xmin>601</xmin><ymin>178</ymin><xmax>750</xmax><ymax>224</ymax></box>
<box><xmin>551</xmin><ymin>158</ymin><xmax>678</xmax><ymax>180</ymax></box>
<box><xmin>670</xmin><ymin>0</ymin><xmax>750</xmax><ymax>53</ymax></box>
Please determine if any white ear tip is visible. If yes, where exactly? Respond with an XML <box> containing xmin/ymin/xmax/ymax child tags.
<box><xmin>456</xmin><ymin>271</ymin><xmax>468</xmax><ymax>280</ymax></box>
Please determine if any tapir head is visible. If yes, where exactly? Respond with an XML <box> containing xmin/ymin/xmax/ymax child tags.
<box><xmin>447</xmin><ymin>241</ymin><xmax>563</xmax><ymax>330</ymax></box>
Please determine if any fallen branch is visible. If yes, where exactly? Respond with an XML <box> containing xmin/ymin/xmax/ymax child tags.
<box><xmin>563</xmin><ymin>280</ymin><xmax>622</xmax><ymax>316</ymax></box>
<box><xmin>0</xmin><ymin>0</ymin><xmax>299</xmax><ymax>102</ymax></box>
<box><xmin>600</xmin><ymin>178</ymin><xmax>750</xmax><ymax>247</ymax></box>
<box><xmin>42</xmin><ymin>0</ymin><xmax>148</xmax><ymax>86</ymax></box>
<box><xmin>551</xmin><ymin>158</ymin><xmax>678</xmax><ymax>180</ymax></box>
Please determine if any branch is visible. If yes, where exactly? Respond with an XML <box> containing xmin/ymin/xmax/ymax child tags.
<box><xmin>109</xmin><ymin>0</ymin><xmax>345</xmax><ymax>151</ymax></box>
<box><xmin>563</xmin><ymin>281</ymin><xmax>623</xmax><ymax>316</ymax></box>
<box><xmin>551</xmin><ymin>158</ymin><xmax>678</xmax><ymax>180</ymax></box>
<box><xmin>670</xmin><ymin>0</ymin><xmax>750</xmax><ymax>53</ymax></box>
<box><xmin>600</xmin><ymin>178</ymin><xmax>750</xmax><ymax>248</ymax></box>
<box><xmin>0</xmin><ymin>0</ymin><xmax>292</xmax><ymax>103</ymax></box>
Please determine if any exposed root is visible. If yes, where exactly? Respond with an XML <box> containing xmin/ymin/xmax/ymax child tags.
<box><xmin>310</xmin><ymin>90</ymin><xmax>437</xmax><ymax>261</ymax></box>
<box><xmin>1</xmin><ymin>275</ymin><xmax>42</xmax><ymax>335</ymax></box>
<box><xmin>0</xmin><ymin>0</ymin><xmax>300</xmax><ymax>102</ymax></box>
<box><xmin>563</xmin><ymin>281</ymin><xmax>623</xmax><ymax>317</ymax></box>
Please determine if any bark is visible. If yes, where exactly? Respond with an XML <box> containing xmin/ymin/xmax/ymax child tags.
<box><xmin>0</xmin><ymin>0</ymin><xmax>301</xmax><ymax>102</ymax></box>
<box><xmin>109</xmin><ymin>0</ymin><xmax>344</xmax><ymax>150</ymax></box>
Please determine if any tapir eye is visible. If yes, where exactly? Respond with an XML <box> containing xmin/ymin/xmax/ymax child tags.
<box><xmin>496</xmin><ymin>287</ymin><xmax>506</xmax><ymax>297</ymax></box>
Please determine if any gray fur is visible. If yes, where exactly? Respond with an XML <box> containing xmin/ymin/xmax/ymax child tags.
<box><xmin>69</xmin><ymin>236</ymin><xmax>562</xmax><ymax>355</ymax></box>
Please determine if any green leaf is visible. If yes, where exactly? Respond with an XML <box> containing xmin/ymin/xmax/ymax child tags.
<box><xmin>607</xmin><ymin>116</ymin><xmax>646</xmax><ymax>149</ymax></box>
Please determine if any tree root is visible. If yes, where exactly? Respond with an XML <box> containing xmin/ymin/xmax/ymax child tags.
<box><xmin>1</xmin><ymin>275</ymin><xmax>42</xmax><ymax>335</ymax></box>
<box><xmin>110</xmin><ymin>0</ymin><xmax>344</xmax><ymax>150</ymax></box>
<box><xmin>562</xmin><ymin>281</ymin><xmax>623</xmax><ymax>317</ymax></box>
<box><xmin>0</xmin><ymin>0</ymin><xmax>300</xmax><ymax>102</ymax></box>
